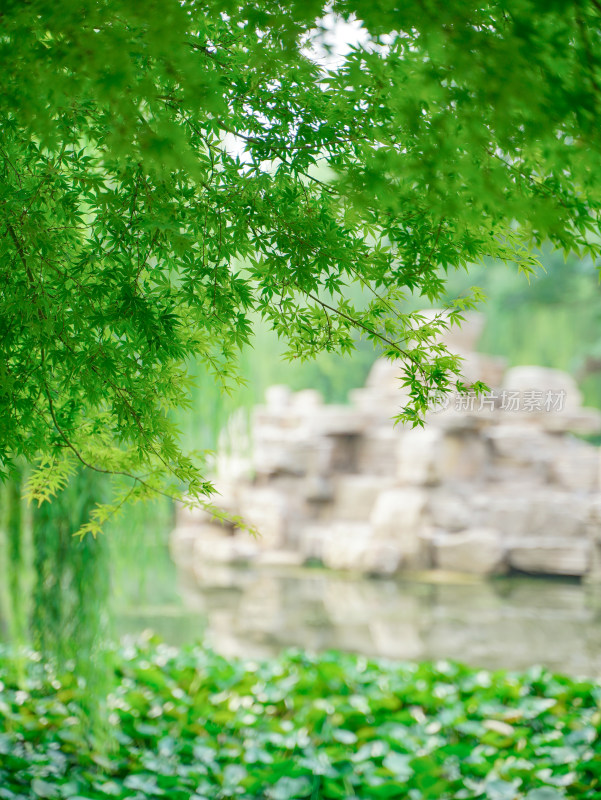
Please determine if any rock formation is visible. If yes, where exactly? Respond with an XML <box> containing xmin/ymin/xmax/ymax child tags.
<box><xmin>171</xmin><ymin>313</ymin><xmax>601</xmax><ymax>578</ymax></box>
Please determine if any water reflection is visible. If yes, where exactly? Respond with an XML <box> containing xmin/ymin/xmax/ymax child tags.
<box><xmin>131</xmin><ymin>565</ymin><xmax>601</xmax><ymax>676</ymax></box>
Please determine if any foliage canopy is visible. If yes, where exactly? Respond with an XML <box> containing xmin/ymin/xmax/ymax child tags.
<box><xmin>2</xmin><ymin>0</ymin><xmax>601</xmax><ymax>520</ymax></box>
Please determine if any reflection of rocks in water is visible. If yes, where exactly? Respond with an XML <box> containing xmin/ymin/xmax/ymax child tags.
<box><xmin>422</xmin><ymin>580</ymin><xmax>591</xmax><ymax>673</ymax></box>
<box><xmin>321</xmin><ymin>579</ymin><xmax>426</xmax><ymax>660</ymax></box>
<box><xmin>177</xmin><ymin>566</ymin><xmax>601</xmax><ymax>675</ymax></box>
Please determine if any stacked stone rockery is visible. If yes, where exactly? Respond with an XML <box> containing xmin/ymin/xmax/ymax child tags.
<box><xmin>171</xmin><ymin>313</ymin><xmax>601</xmax><ymax>579</ymax></box>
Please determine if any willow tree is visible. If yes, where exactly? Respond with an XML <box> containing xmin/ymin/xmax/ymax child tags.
<box><xmin>2</xmin><ymin>0</ymin><xmax>601</xmax><ymax>525</ymax></box>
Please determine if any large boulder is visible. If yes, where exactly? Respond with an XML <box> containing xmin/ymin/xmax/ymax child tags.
<box><xmin>470</xmin><ymin>489</ymin><xmax>533</xmax><ymax>537</ymax></box>
<box><xmin>320</xmin><ymin>523</ymin><xmax>373</xmax><ymax>571</ymax></box>
<box><xmin>397</xmin><ymin>427</ymin><xmax>442</xmax><ymax>485</ymax></box>
<box><xmin>310</xmin><ymin>405</ymin><xmax>367</xmax><ymax>437</ymax></box>
<box><xmin>264</xmin><ymin>384</ymin><xmax>292</xmax><ymax>411</ymax></box>
<box><xmin>397</xmin><ymin>428</ymin><xmax>488</xmax><ymax>485</ymax></box>
<box><xmin>549</xmin><ymin>439</ymin><xmax>600</xmax><ymax>491</ymax></box>
<box><xmin>498</xmin><ymin>366</ymin><xmax>601</xmax><ymax>434</ymax></box>
<box><xmin>251</xmin><ymin>429</ymin><xmax>313</xmax><ymax>478</ymax></box>
<box><xmin>471</xmin><ymin>488</ymin><xmax>592</xmax><ymax>539</ymax></box>
<box><xmin>370</xmin><ymin>488</ymin><xmax>428</xmax><ymax>567</ymax></box>
<box><xmin>318</xmin><ymin>522</ymin><xmax>411</xmax><ymax>576</ymax></box>
<box><xmin>355</xmin><ymin>425</ymin><xmax>402</xmax><ymax>475</ymax></box>
<box><xmin>427</xmin><ymin>488</ymin><xmax>473</xmax><ymax>532</ymax></box>
<box><xmin>290</xmin><ymin>389</ymin><xmax>323</xmax><ymax>413</ymax></box>
<box><xmin>192</xmin><ymin>524</ymin><xmax>261</xmax><ymax>566</ymax></box>
<box><xmin>484</xmin><ymin>425</ymin><xmax>557</xmax><ymax>485</ymax></box>
<box><xmin>433</xmin><ymin>528</ymin><xmax>505</xmax><ymax>574</ymax></box>
<box><xmin>586</xmin><ymin>498</ymin><xmax>601</xmax><ymax>578</ymax></box>
<box><xmin>297</xmin><ymin>523</ymin><xmax>330</xmax><ymax>562</ymax></box>
<box><xmin>540</xmin><ymin>407</ymin><xmax>601</xmax><ymax>435</ymax></box>
<box><xmin>508</xmin><ymin>538</ymin><xmax>591</xmax><ymax>576</ymax></box>
<box><xmin>485</xmin><ymin>425</ymin><xmax>557</xmax><ymax>466</ymax></box>
<box><xmin>237</xmin><ymin>486</ymin><xmax>288</xmax><ymax>548</ymax></box>
<box><xmin>587</xmin><ymin>496</ymin><xmax>601</xmax><ymax>541</ymax></box>
<box><xmin>332</xmin><ymin>474</ymin><xmax>395</xmax><ymax>521</ymax></box>
<box><xmin>302</xmin><ymin>474</ymin><xmax>335</xmax><ymax>504</ymax></box>
<box><xmin>502</xmin><ymin>366</ymin><xmax>583</xmax><ymax>411</ymax></box>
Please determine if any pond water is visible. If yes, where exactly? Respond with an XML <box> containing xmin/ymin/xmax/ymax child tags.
<box><xmin>117</xmin><ymin>563</ymin><xmax>601</xmax><ymax>677</ymax></box>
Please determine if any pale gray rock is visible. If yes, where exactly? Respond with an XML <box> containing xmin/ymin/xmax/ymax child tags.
<box><xmin>433</xmin><ymin>528</ymin><xmax>505</xmax><ymax>574</ymax></box>
<box><xmin>472</xmin><ymin>488</ymin><xmax>591</xmax><ymax>539</ymax></box>
<box><xmin>255</xmin><ymin>550</ymin><xmax>305</xmax><ymax>567</ymax></box>
<box><xmin>503</xmin><ymin>366</ymin><xmax>582</xmax><ymax>411</ymax></box>
<box><xmin>258</xmin><ymin>436</ymin><xmax>336</xmax><ymax>481</ymax></box>
<box><xmin>320</xmin><ymin>522</ymin><xmax>373</xmax><ymax>571</ymax></box>
<box><xmin>172</xmin><ymin>311</ymin><xmax>601</xmax><ymax>582</ymax></box>
<box><xmin>310</xmin><ymin>405</ymin><xmax>367</xmax><ymax>436</ymax></box>
<box><xmin>360</xmin><ymin>542</ymin><xmax>405</xmax><ymax>575</ymax></box>
<box><xmin>529</xmin><ymin>490</ymin><xmax>592</xmax><ymax>538</ymax></box>
<box><xmin>329</xmin><ymin>433</ymin><xmax>361</xmax><ymax>474</ymax></box>
<box><xmin>588</xmin><ymin>496</ymin><xmax>601</xmax><ymax>538</ymax></box>
<box><xmin>370</xmin><ymin>488</ymin><xmax>427</xmax><ymax>566</ymax></box>
<box><xmin>237</xmin><ymin>486</ymin><xmax>288</xmax><ymax>547</ymax></box>
<box><xmin>485</xmin><ymin>425</ymin><xmax>557</xmax><ymax>466</ymax></box>
<box><xmin>396</xmin><ymin>427</ymin><xmax>443</xmax><ymax>485</ymax></box>
<box><xmin>192</xmin><ymin>525</ymin><xmax>260</xmax><ymax>565</ymax></box>
<box><xmin>349</xmin><ymin>387</ymin><xmax>401</xmax><ymax>420</ymax></box>
<box><xmin>251</xmin><ymin>437</ymin><xmax>294</xmax><ymax>478</ymax></box>
<box><xmin>355</xmin><ymin>425</ymin><xmax>402</xmax><ymax>475</ymax></box>
<box><xmin>318</xmin><ymin>521</ymin><xmax>406</xmax><ymax>575</ymax></box>
<box><xmin>470</xmin><ymin>490</ymin><xmax>533</xmax><ymax>537</ymax></box>
<box><xmin>290</xmin><ymin>389</ymin><xmax>323</xmax><ymax>412</ymax></box>
<box><xmin>303</xmin><ymin>474</ymin><xmax>335</xmax><ymax>504</ymax></box>
<box><xmin>333</xmin><ymin>474</ymin><xmax>395</xmax><ymax>521</ymax></box>
<box><xmin>427</xmin><ymin>489</ymin><xmax>473</xmax><ymax>531</ymax></box>
<box><xmin>438</xmin><ymin>432</ymin><xmax>489</xmax><ymax>482</ymax></box>
<box><xmin>586</xmin><ymin>498</ymin><xmax>601</xmax><ymax>578</ymax></box>
<box><xmin>397</xmin><ymin>428</ymin><xmax>488</xmax><ymax>485</ymax></box>
<box><xmin>265</xmin><ymin>384</ymin><xmax>292</xmax><ymax>411</ymax></box>
<box><xmin>508</xmin><ymin>538</ymin><xmax>591</xmax><ymax>576</ymax></box>
<box><xmin>549</xmin><ymin>439</ymin><xmax>600</xmax><ymax>491</ymax></box>
<box><xmin>425</xmin><ymin>403</ymin><xmax>483</xmax><ymax>432</ymax></box>
<box><xmin>298</xmin><ymin>523</ymin><xmax>331</xmax><ymax>562</ymax></box>
<box><xmin>540</xmin><ymin>408</ymin><xmax>601</xmax><ymax>435</ymax></box>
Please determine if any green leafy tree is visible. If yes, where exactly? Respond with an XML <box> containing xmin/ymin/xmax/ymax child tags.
<box><xmin>2</xmin><ymin>0</ymin><xmax>601</xmax><ymax>527</ymax></box>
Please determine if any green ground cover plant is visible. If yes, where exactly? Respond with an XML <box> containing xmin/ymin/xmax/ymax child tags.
<box><xmin>0</xmin><ymin>640</ymin><xmax>600</xmax><ymax>799</ymax></box>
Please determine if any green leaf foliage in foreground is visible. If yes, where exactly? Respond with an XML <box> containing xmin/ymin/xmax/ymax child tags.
<box><xmin>3</xmin><ymin>1</ymin><xmax>601</xmax><ymax>515</ymax></box>
<box><xmin>1</xmin><ymin>642</ymin><xmax>601</xmax><ymax>799</ymax></box>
